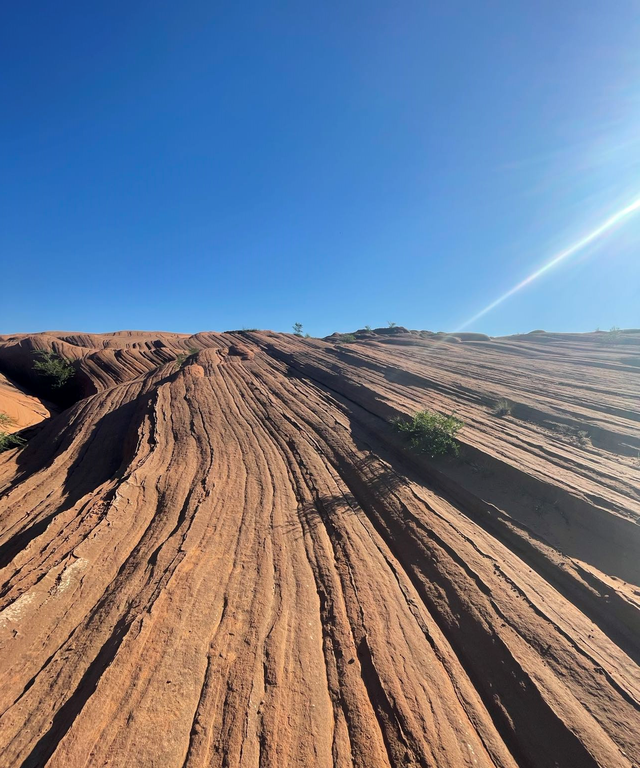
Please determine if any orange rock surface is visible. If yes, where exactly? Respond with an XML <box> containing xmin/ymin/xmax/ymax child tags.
<box><xmin>0</xmin><ymin>373</ymin><xmax>51</xmax><ymax>432</ymax></box>
<box><xmin>0</xmin><ymin>328</ymin><xmax>638</xmax><ymax>767</ymax></box>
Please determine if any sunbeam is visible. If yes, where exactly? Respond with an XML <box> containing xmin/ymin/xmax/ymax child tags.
<box><xmin>457</xmin><ymin>196</ymin><xmax>640</xmax><ymax>331</ymax></box>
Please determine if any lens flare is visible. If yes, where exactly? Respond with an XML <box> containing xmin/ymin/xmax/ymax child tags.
<box><xmin>457</xmin><ymin>196</ymin><xmax>640</xmax><ymax>331</ymax></box>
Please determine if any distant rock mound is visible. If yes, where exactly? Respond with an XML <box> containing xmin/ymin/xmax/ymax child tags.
<box><xmin>372</xmin><ymin>326</ymin><xmax>410</xmax><ymax>335</ymax></box>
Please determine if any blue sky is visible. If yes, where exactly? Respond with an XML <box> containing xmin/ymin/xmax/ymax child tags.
<box><xmin>2</xmin><ymin>1</ymin><xmax>639</xmax><ymax>337</ymax></box>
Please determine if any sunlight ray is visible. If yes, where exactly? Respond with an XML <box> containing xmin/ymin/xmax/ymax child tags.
<box><xmin>457</xmin><ymin>196</ymin><xmax>640</xmax><ymax>331</ymax></box>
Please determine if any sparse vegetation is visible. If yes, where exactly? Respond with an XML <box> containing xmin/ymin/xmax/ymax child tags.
<box><xmin>607</xmin><ymin>326</ymin><xmax>622</xmax><ymax>344</ymax></box>
<box><xmin>493</xmin><ymin>398</ymin><xmax>513</xmax><ymax>417</ymax></box>
<box><xmin>293</xmin><ymin>322</ymin><xmax>303</xmax><ymax>337</ymax></box>
<box><xmin>576</xmin><ymin>429</ymin><xmax>590</xmax><ymax>446</ymax></box>
<box><xmin>388</xmin><ymin>321</ymin><xmax>397</xmax><ymax>328</ymax></box>
<box><xmin>554</xmin><ymin>423</ymin><xmax>591</xmax><ymax>447</ymax></box>
<box><xmin>33</xmin><ymin>351</ymin><xmax>74</xmax><ymax>388</ymax></box>
<box><xmin>338</xmin><ymin>334</ymin><xmax>357</xmax><ymax>343</ymax></box>
<box><xmin>0</xmin><ymin>431</ymin><xmax>26</xmax><ymax>453</ymax></box>
<box><xmin>364</xmin><ymin>325</ymin><xmax>372</xmax><ymax>331</ymax></box>
<box><xmin>175</xmin><ymin>347</ymin><xmax>199</xmax><ymax>369</ymax></box>
<box><xmin>393</xmin><ymin>410</ymin><xmax>463</xmax><ymax>457</ymax></box>
<box><xmin>0</xmin><ymin>414</ymin><xmax>24</xmax><ymax>453</ymax></box>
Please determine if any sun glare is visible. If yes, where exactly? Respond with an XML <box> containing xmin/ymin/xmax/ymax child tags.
<box><xmin>457</xmin><ymin>196</ymin><xmax>640</xmax><ymax>331</ymax></box>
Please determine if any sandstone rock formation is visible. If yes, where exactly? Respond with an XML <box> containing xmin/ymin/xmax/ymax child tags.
<box><xmin>0</xmin><ymin>373</ymin><xmax>52</xmax><ymax>432</ymax></box>
<box><xmin>0</xmin><ymin>329</ymin><xmax>638</xmax><ymax>767</ymax></box>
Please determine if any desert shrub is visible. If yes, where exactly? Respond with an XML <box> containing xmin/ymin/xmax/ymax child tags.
<box><xmin>394</xmin><ymin>410</ymin><xmax>463</xmax><ymax>457</ymax></box>
<box><xmin>388</xmin><ymin>321</ymin><xmax>397</xmax><ymax>328</ymax></box>
<box><xmin>33</xmin><ymin>351</ymin><xmax>74</xmax><ymax>388</ymax></box>
<box><xmin>555</xmin><ymin>424</ymin><xmax>591</xmax><ymax>447</ymax></box>
<box><xmin>0</xmin><ymin>431</ymin><xmax>26</xmax><ymax>453</ymax></box>
<box><xmin>606</xmin><ymin>326</ymin><xmax>622</xmax><ymax>344</ymax></box>
<box><xmin>339</xmin><ymin>334</ymin><xmax>357</xmax><ymax>343</ymax></box>
<box><xmin>576</xmin><ymin>430</ymin><xmax>590</xmax><ymax>446</ymax></box>
<box><xmin>493</xmin><ymin>398</ymin><xmax>512</xmax><ymax>417</ymax></box>
<box><xmin>364</xmin><ymin>325</ymin><xmax>372</xmax><ymax>331</ymax></box>
<box><xmin>175</xmin><ymin>347</ymin><xmax>199</xmax><ymax>368</ymax></box>
<box><xmin>0</xmin><ymin>413</ymin><xmax>15</xmax><ymax>429</ymax></box>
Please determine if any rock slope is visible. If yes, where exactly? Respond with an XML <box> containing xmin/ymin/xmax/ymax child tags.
<box><xmin>0</xmin><ymin>373</ymin><xmax>52</xmax><ymax>432</ymax></box>
<box><xmin>0</xmin><ymin>328</ymin><xmax>638</xmax><ymax>767</ymax></box>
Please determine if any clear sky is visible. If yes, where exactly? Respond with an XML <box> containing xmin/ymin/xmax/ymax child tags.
<box><xmin>2</xmin><ymin>1</ymin><xmax>639</xmax><ymax>337</ymax></box>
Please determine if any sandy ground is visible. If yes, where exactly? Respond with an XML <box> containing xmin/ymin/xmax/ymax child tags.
<box><xmin>0</xmin><ymin>328</ymin><xmax>638</xmax><ymax>767</ymax></box>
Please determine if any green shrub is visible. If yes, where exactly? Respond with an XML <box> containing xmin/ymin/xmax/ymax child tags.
<box><xmin>0</xmin><ymin>431</ymin><xmax>26</xmax><ymax>453</ymax></box>
<box><xmin>576</xmin><ymin>429</ymin><xmax>590</xmax><ymax>446</ymax></box>
<box><xmin>293</xmin><ymin>322</ymin><xmax>303</xmax><ymax>336</ymax></box>
<box><xmin>339</xmin><ymin>334</ymin><xmax>357</xmax><ymax>343</ymax></box>
<box><xmin>493</xmin><ymin>398</ymin><xmax>512</xmax><ymax>417</ymax></box>
<box><xmin>554</xmin><ymin>424</ymin><xmax>591</xmax><ymax>447</ymax></box>
<box><xmin>0</xmin><ymin>414</ymin><xmax>22</xmax><ymax>452</ymax></box>
<box><xmin>33</xmin><ymin>351</ymin><xmax>74</xmax><ymax>388</ymax></box>
<box><xmin>175</xmin><ymin>347</ymin><xmax>199</xmax><ymax>369</ymax></box>
<box><xmin>394</xmin><ymin>410</ymin><xmax>463</xmax><ymax>457</ymax></box>
<box><xmin>606</xmin><ymin>326</ymin><xmax>622</xmax><ymax>344</ymax></box>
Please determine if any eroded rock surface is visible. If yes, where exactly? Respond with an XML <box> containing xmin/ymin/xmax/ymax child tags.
<box><xmin>0</xmin><ymin>329</ymin><xmax>639</xmax><ymax>767</ymax></box>
<box><xmin>0</xmin><ymin>373</ymin><xmax>52</xmax><ymax>432</ymax></box>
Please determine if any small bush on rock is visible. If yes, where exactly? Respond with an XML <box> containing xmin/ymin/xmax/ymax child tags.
<box><xmin>33</xmin><ymin>351</ymin><xmax>74</xmax><ymax>388</ymax></box>
<box><xmin>493</xmin><ymin>399</ymin><xmax>512</xmax><ymax>417</ymax></box>
<box><xmin>0</xmin><ymin>431</ymin><xmax>26</xmax><ymax>453</ymax></box>
<box><xmin>175</xmin><ymin>347</ymin><xmax>199</xmax><ymax>369</ymax></box>
<box><xmin>394</xmin><ymin>410</ymin><xmax>463</xmax><ymax>457</ymax></box>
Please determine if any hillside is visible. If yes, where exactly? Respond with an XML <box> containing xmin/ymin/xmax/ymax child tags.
<box><xmin>0</xmin><ymin>328</ymin><xmax>639</xmax><ymax>768</ymax></box>
<box><xmin>0</xmin><ymin>373</ymin><xmax>52</xmax><ymax>433</ymax></box>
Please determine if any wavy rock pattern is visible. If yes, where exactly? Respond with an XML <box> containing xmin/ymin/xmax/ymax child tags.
<box><xmin>0</xmin><ymin>329</ymin><xmax>638</xmax><ymax>767</ymax></box>
<box><xmin>0</xmin><ymin>373</ymin><xmax>51</xmax><ymax>432</ymax></box>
